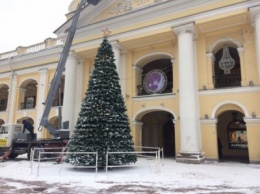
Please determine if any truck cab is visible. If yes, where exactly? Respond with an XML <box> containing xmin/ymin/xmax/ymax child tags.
<box><xmin>0</xmin><ymin>124</ymin><xmax>24</xmax><ymax>150</ymax></box>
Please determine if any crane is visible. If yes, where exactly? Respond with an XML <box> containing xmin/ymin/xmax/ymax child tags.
<box><xmin>38</xmin><ymin>0</ymin><xmax>100</xmax><ymax>138</ymax></box>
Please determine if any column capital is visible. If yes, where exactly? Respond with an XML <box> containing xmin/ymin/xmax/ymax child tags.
<box><xmin>111</xmin><ymin>40</ymin><xmax>123</xmax><ymax>50</ymax></box>
<box><xmin>172</xmin><ymin>23</ymin><xmax>196</xmax><ymax>36</ymax></box>
<box><xmin>9</xmin><ymin>74</ymin><xmax>18</xmax><ymax>79</ymax></box>
<box><xmin>132</xmin><ymin>121</ymin><xmax>143</xmax><ymax>127</ymax></box>
<box><xmin>120</xmin><ymin>50</ymin><xmax>127</xmax><ymax>55</ymax></box>
<box><xmin>132</xmin><ymin>65</ymin><xmax>143</xmax><ymax>73</ymax></box>
<box><xmin>17</xmin><ymin>87</ymin><xmax>26</xmax><ymax>92</ymax></box>
<box><xmin>68</xmin><ymin>51</ymin><xmax>82</xmax><ymax>61</ymax></box>
<box><xmin>206</xmin><ymin>52</ymin><xmax>215</xmax><ymax>61</ymax></box>
<box><xmin>38</xmin><ymin>68</ymin><xmax>48</xmax><ymax>74</ymax></box>
<box><xmin>249</xmin><ymin>6</ymin><xmax>260</xmax><ymax>26</ymax></box>
<box><xmin>171</xmin><ymin>58</ymin><xmax>175</xmax><ymax>66</ymax></box>
<box><xmin>237</xmin><ymin>47</ymin><xmax>244</xmax><ymax>54</ymax></box>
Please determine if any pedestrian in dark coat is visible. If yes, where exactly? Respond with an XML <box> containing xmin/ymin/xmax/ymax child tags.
<box><xmin>22</xmin><ymin>120</ymin><xmax>35</xmax><ymax>141</ymax></box>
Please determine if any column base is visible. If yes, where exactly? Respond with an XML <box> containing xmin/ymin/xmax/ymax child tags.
<box><xmin>176</xmin><ymin>152</ymin><xmax>205</xmax><ymax>164</ymax></box>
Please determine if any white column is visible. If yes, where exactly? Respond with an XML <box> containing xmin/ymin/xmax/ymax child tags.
<box><xmin>250</xmin><ymin>7</ymin><xmax>260</xmax><ymax>83</ymax></box>
<box><xmin>132</xmin><ymin>65</ymin><xmax>143</xmax><ymax>96</ymax></box>
<box><xmin>7</xmin><ymin>74</ymin><xmax>17</xmax><ymax>123</ymax></box>
<box><xmin>63</xmin><ymin>53</ymin><xmax>78</xmax><ymax>136</ymax></box>
<box><xmin>120</xmin><ymin>50</ymin><xmax>127</xmax><ymax>97</ymax></box>
<box><xmin>35</xmin><ymin>69</ymin><xmax>48</xmax><ymax>138</ymax></box>
<box><xmin>74</xmin><ymin>59</ymin><xmax>84</xmax><ymax>128</ymax></box>
<box><xmin>111</xmin><ymin>41</ymin><xmax>126</xmax><ymax>96</ymax></box>
<box><xmin>173</xmin><ymin>23</ymin><xmax>204</xmax><ymax>164</ymax></box>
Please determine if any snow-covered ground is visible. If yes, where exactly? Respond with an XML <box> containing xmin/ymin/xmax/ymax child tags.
<box><xmin>0</xmin><ymin>154</ymin><xmax>260</xmax><ymax>194</ymax></box>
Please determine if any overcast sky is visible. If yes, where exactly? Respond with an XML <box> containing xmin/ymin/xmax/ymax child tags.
<box><xmin>0</xmin><ymin>0</ymin><xmax>72</xmax><ymax>53</ymax></box>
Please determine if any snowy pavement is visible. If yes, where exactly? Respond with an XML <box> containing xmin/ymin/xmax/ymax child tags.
<box><xmin>0</xmin><ymin>155</ymin><xmax>260</xmax><ymax>194</ymax></box>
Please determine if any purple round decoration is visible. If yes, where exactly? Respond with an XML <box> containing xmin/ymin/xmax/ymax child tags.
<box><xmin>143</xmin><ymin>70</ymin><xmax>167</xmax><ymax>94</ymax></box>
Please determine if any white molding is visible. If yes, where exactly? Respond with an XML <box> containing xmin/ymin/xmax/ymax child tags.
<box><xmin>133</xmin><ymin>93</ymin><xmax>176</xmax><ymax>101</ymax></box>
<box><xmin>132</xmin><ymin>65</ymin><xmax>143</xmax><ymax>73</ymax></box>
<box><xmin>199</xmin><ymin>86</ymin><xmax>260</xmax><ymax>96</ymax></box>
<box><xmin>132</xmin><ymin>105</ymin><xmax>177</xmax><ymax>121</ymax></box>
<box><xmin>132</xmin><ymin>121</ymin><xmax>143</xmax><ymax>127</ymax></box>
<box><xmin>208</xmin><ymin>38</ymin><xmax>243</xmax><ymax>53</ymax></box>
<box><xmin>249</xmin><ymin>6</ymin><xmax>260</xmax><ymax>26</ymax></box>
<box><xmin>134</xmin><ymin>52</ymin><xmax>174</xmax><ymax>67</ymax></box>
<box><xmin>211</xmin><ymin>100</ymin><xmax>250</xmax><ymax>118</ymax></box>
<box><xmin>200</xmin><ymin>119</ymin><xmax>218</xmax><ymax>125</ymax></box>
<box><xmin>244</xmin><ymin>118</ymin><xmax>260</xmax><ymax>125</ymax></box>
<box><xmin>66</xmin><ymin>0</ymin><xmax>260</xmax><ymax>50</ymax></box>
<box><xmin>0</xmin><ymin>63</ymin><xmax>57</xmax><ymax>78</ymax></box>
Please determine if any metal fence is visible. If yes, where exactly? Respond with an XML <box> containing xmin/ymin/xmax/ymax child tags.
<box><xmin>30</xmin><ymin>146</ymin><xmax>164</xmax><ymax>176</ymax></box>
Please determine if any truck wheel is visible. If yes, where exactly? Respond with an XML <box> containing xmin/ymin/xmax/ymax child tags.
<box><xmin>8</xmin><ymin>153</ymin><xmax>19</xmax><ymax>159</ymax></box>
<box><xmin>27</xmin><ymin>146</ymin><xmax>44</xmax><ymax>160</ymax></box>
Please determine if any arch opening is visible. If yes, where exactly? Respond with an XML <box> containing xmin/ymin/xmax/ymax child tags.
<box><xmin>141</xmin><ymin>111</ymin><xmax>175</xmax><ymax>158</ymax></box>
<box><xmin>19</xmin><ymin>79</ymin><xmax>38</xmax><ymax>110</ymax></box>
<box><xmin>217</xmin><ymin>110</ymin><xmax>249</xmax><ymax>163</ymax></box>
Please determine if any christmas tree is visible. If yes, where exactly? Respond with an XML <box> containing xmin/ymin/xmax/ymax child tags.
<box><xmin>67</xmin><ymin>35</ymin><xmax>137</xmax><ymax>167</ymax></box>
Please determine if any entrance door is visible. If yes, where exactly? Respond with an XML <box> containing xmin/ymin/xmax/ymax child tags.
<box><xmin>217</xmin><ymin>111</ymin><xmax>249</xmax><ymax>163</ymax></box>
<box><xmin>141</xmin><ymin>111</ymin><xmax>175</xmax><ymax>158</ymax></box>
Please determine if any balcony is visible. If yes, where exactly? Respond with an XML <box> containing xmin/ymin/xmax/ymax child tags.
<box><xmin>214</xmin><ymin>74</ymin><xmax>241</xmax><ymax>88</ymax></box>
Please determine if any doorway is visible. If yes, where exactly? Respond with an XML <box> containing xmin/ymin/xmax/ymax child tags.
<box><xmin>141</xmin><ymin>111</ymin><xmax>175</xmax><ymax>157</ymax></box>
<box><xmin>217</xmin><ymin>111</ymin><xmax>249</xmax><ymax>163</ymax></box>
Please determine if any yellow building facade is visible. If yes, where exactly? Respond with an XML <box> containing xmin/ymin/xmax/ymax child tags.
<box><xmin>1</xmin><ymin>0</ymin><xmax>260</xmax><ymax>164</ymax></box>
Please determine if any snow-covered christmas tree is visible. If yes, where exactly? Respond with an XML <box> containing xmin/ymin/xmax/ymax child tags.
<box><xmin>67</xmin><ymin>34</ymin><xmax>137</xmax><ymax>167</ymax></box>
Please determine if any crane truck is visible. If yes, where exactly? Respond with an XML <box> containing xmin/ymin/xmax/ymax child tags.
<box><xmin>0</xmin><ymin>0</ymin><xmax>100</xmax><ymax>161</ymax></box>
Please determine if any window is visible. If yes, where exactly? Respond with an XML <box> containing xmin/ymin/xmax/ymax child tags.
<box><xmin>139</xmin><ymin>59</ymin><xmax>172</xmax><ymax>95</ymax></box>
<box><xmin>214</xmin><ymin>47</ymin><xmax>241</xmax><ymax>88</ymax></box>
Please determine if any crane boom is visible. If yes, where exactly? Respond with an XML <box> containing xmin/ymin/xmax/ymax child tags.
<box><xmin>39</xmin><ymin>0</ymin><xmax>99</xmax><ymax>138</ymax></box>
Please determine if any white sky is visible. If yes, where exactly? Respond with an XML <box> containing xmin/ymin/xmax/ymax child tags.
<box><xmin>0</xmin><ymin>0</ymin><xmax>72</xmax><ymax>53</ymax></box>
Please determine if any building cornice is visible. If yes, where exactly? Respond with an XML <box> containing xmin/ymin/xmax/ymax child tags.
<box><xmin>66</xmin><ymin>0</ymin><xmax>260</xmax><ymax>51</ymax></box>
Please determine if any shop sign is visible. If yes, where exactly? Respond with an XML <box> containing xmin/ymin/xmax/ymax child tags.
<box><xmin>229</xmin><ymin>130</ymin><xmax>248</xmax><ymax>149</ymax></box>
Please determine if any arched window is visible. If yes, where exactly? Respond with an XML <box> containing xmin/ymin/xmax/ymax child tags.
<box><xmin>19</xmin><ymin>79</ymin><xmax>38</xmax><ymax>109</ymax></box>
<box><xmin>0</xmin><ymin>84</ymin><xmax>9</xmax><ymax>111</ymax></box>
<box><xmin>139</xmin><ymin>59</ymin><xmax>172</xmax><ymax>95</ymax></box>
<box><xmin>214</xmin><ymin>47</ymin><xmax>241</xmax><ymax>88</ymax></box>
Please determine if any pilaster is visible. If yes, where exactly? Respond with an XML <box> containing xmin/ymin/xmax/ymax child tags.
<box><xmin>250</xmin><ymin>6</ymin><xmax>260</xmax><ymax>83</ymax></box>
<box><xmin>206</xmin><ymin>53</ymin><xmax>215</xmax><ymax>89</ymax></box>
<box><xmin>7</xmin><ymin>74</ymin><xmax>17</xmax><ymax>123</ymax></box>
<box><xmin>132</xmin><ymin>65</ymin><xmax>143</xmax><ymax>96</ymax></box>
<box><xmin>36</xmin><ymin>68</ymin><xmax>48</xmax><ymax>138</ymax></box>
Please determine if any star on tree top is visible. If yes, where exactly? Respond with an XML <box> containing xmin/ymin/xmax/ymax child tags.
<box><xmin>102</xmin><ymin>28</ymin><xmax>111</xmax><ymax>37</ymax></box>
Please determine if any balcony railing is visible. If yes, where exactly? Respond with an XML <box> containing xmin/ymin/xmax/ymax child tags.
<box><xmin>137</xmin><ymin>82</ymin><xmax>173</xmax><ymax>96</ymax></box>
<box><xmin>20</xmin><ymin>102</ymin><xmax>35</xmax><ymax>110</ymax></box>
<box><xmin>0</xmin><ymin>38</ymin><xmax>64</xmax><ymax>60</ymax></box>
<box><xmin>214</xmin><ymin>74</ymin><xmax>241</xmax><ymax>88</ymax></box>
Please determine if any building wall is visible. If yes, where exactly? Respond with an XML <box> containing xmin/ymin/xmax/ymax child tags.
<box><xmin>1</xmin><ymin>0</ymin><xmax>260</xmax><ymax>163</ymax></box>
